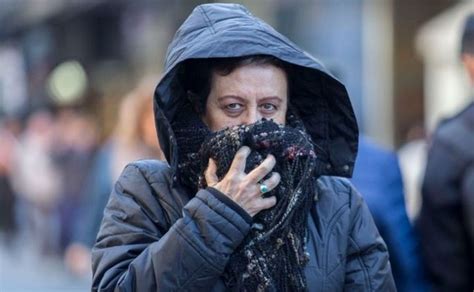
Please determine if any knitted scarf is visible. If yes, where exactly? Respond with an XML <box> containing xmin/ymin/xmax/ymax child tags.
<box><xmin>173</xmin><ymin>106</ymin><xmax>318</xmax><ymax>291</ymax></box>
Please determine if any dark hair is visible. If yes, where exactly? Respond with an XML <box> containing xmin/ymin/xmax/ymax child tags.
<box><xmin>461</xmin><ymin>14</ymin><xmax>474</xmax><ymax>55</ymax></box>
<box><xmin>179</xmin><ymin>55</ymin><xmax>291</xmax><ymax>115</ymax></box>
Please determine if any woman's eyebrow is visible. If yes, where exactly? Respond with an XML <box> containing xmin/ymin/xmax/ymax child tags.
<box><xmin>259</xmin><ymin>96</ymin><xmax>283</xmax><ymax>103</ymax></box>
<box><xmin>217</xmin><ymin>95</ymin><xmax>246</xmax><ymax>102</ymax></box>
<box><xmin>216</xmin><ymin>96</ymin><xmax>284</xmax><ymax>103</ymax></box>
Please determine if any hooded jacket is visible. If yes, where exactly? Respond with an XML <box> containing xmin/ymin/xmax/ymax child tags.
<box><xmin>92</xmin><ymin>3</ymin><xmax>395</xmax><ymax>291</ymax></box>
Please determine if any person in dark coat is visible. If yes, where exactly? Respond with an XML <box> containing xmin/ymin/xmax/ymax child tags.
<box><xmin>352</xmin><ymin>136</ymin><xmax>429</xmax><ymax>292</ymax></box>
<box><xmin>91</xmin><ymin>3</ymin><xmax>395</xmax><ymax>291</ymax></box>
<box><xmin>417</xmin><ymin>14</ymin><xmax>474</xmax><ymax>292</ymax></box>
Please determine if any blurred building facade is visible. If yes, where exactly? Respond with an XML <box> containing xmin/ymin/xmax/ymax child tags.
<box><xmin>416</xmin><ymin>1</ymin><xmax>474</xmax><ymax>133</ymax></box>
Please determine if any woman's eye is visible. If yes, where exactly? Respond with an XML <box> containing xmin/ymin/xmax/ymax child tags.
<box><xmin>225</xmin><ymin>103</ymin><xmax>243</xmax><ymax>111</ymax></box>
<box><xmin>260</xmin><ymin>103</ymin><xmax>277</xmax><ymax>112</ymax></box>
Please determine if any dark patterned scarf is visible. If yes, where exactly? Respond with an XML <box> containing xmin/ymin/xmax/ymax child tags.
<box><xmin>173</xmin><ymin>107</ymin><xmax>318</xmax><ymax>291</ymax></box>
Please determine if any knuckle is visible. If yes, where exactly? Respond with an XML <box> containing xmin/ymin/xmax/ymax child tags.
<box><xmin>248</xmin><ymin>185</ymin><xmax>259</xmax><ymax>197</ymax></box>
<box><xmin>252</xmin><ymin>189</ymin><xmax>261</xmax><ymax>198</ymax></box>
<box><xmin>227</xmin><ymin>167</ymin><xmax>239</xmax><ymax>177</ymax></box>
<box><xmin>241</xmin><ymin>176</ymin><xmax>252</xmax><ymax>188</ymax></box>
<box><xmin>235</xmin><ymin>151</ymin><xmax>244</xmax><ymax>160</ymax></box>
<box><xmin>227</xmin><ymin>175</ymin><xmax>238</xmax><ymax>185</ymax></box>
<box><xmin>260</xmin><ymin>164</ymin><xmax>271</xmax><ymax>173</ymax></box>
<box><xmin>241</xmin><ymin>181</ymin><xmax>249</xmax><ymax>190</ymax></box>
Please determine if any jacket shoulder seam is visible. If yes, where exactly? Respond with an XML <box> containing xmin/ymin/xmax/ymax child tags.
<box><xmin>127</xmin><ymin>160</ymin><xmax>171</xmax><ymax>185</ymax></box>
<box><xmin>121</xmin><ymin>163</ymin><xmax>182</xmax><ymax>224</ymax></box>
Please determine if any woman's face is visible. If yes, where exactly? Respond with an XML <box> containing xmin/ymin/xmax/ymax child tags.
<box><xmin>203</xmin><ymin>63</ymin><xmax>288</xmax><ymax>132</ymax></box>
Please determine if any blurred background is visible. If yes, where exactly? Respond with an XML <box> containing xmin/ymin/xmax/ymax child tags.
<box><xmin>0</xmin><ymin>0</ymin><xmax>473</xmax><ymax>291</ymax></box>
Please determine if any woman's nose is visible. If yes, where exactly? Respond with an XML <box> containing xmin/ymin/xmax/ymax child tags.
<box><xmin>243</xmin><ymin>108</ymin><xmax>261</xmax><ymax>125</ymax></box>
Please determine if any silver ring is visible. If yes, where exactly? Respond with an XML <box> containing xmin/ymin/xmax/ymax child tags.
<box><xmin>259</xmin><ymin>183</ymin><xmax>269</xmax><ymax>194</ymax></box>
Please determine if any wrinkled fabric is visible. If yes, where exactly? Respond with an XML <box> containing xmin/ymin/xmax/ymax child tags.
<box><xmin>199</xmin><ymin>120</ymin><xmax>316</xmax><ymax>291</ymax></box>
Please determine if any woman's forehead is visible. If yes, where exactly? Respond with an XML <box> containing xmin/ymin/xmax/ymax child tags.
<box><xmin>210</xmin><ymin>64</ymin><xmax>288</xmax><ymax>100</ymax></box>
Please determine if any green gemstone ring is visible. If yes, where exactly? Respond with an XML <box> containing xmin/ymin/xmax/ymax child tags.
<box><xmin>259</xmin><ymin>183</ymin><xmax>269</xmax><ymax>194</ymax></box>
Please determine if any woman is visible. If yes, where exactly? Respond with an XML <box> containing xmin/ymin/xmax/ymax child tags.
<box><xmin>92</xmin><ymin>3</ymin><xmax>395</xmax><ymax>291</ymax></box>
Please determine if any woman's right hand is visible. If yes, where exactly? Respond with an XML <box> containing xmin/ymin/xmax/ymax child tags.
<box><xmin>204</xmin><ymin>146</ymin><xmax>280</xmax><ymax>217</ymax></box>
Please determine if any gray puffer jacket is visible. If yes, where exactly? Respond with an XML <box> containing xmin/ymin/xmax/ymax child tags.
<box><xmin>92</xmin><ymin>3</ymin><xmax>395</xmax><ymax>291</ymax></box>
<box><xmin>92</xmin><ymin>160</ymin><xmax>394</xmax><ymax>291</ymax></box>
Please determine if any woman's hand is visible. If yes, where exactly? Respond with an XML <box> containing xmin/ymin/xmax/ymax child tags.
<box><xmin>204</xmin><ymin>146</ymin><xmax>280</xmax><ymax>217</ymax></box>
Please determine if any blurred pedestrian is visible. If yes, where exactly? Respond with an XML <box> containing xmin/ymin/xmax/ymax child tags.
<box><xmin>0</xmin><ymin>116</ymin><xmax>21</xmax><ymax>242</ymax></box>
<box><xmin>11</xmin><ymin>108</ymin><xmax>62</xmax><ymax>255</ymax></box>
<box><xmin>52</xmin><ymin>108</ymin><xmax>99</xmax><ymax>251</ymax></box>
<box><xmin>417</xmin><ymin>14</ymin><xmax>474</xmax><ymax>291</ymax></box>
<box><xmin>352</xmin><ymin>136</ymin><xmax>429</xmax><ymax>292</ymax></box>
<box><xmin>64</xmin><ymin>77</ymin><xmax>164</xmax><ymax>277</ymax></box>
<box><xmin>92</xmin><ymin>3</ymin><xmax>395</xmax><ymax>291</ymax></box>
<box><xmin>398</xmin><ymin>123</ymin><xmax>428</xmax><ymax>221</ymax></box>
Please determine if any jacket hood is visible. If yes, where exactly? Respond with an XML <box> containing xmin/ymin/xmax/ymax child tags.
<box><xmin>153</xmin><ymin>3</ymin><xmax>358</xmax><ymax>180</ymax></box>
